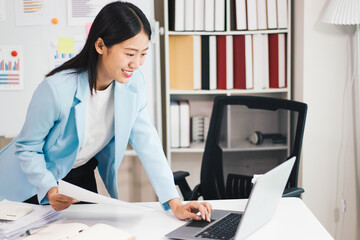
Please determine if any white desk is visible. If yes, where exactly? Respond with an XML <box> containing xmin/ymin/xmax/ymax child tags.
<box><xmin>60</xmin><ymin>198</ymin><xmax>333</xmax><ymax>240</ymax></box>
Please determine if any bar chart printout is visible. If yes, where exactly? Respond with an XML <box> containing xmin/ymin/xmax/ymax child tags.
<box><xmin>0</xmin><ymin>46</ymin><xmax>23</xmax><ymax>90</ymax></box>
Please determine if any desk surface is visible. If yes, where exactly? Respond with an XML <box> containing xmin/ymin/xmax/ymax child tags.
<box><xmin>60</xmin><ymin>198</ymin><xmax>333</xmax><ymax>240</ymax></box>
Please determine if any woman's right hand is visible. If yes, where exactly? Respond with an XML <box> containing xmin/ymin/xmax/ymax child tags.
<box><xmin>47</xmin><ymin>186</ymin><xmax>79</xmax><ymax>211</ymax></box>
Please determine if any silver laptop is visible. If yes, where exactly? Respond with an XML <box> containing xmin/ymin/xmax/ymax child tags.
<box><xmin>165</xmin><ymin>157</ymin><xmax>296</xmax><ymax>240</ymax></box>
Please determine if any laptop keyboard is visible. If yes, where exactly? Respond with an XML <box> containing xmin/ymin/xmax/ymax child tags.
<box><xmin>195</xmin><ymin>213</ymin><xmax>242</xmax><ymax>239</ymax></box>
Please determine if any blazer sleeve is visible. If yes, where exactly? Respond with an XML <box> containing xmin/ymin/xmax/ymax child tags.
<box><xmin>128</xmin><ymin>72</ymin><xmax>179</xmax><ymax>211</ymax></box>
<box><xmin>15</xmin><ymin>79</ymin><xmax>60</xmax><ymax>204</ymax></box>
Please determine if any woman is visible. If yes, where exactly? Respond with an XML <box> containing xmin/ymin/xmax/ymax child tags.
<box><xmin>0</xmin><ymin>1</ymin><xmax>211</xmax><ymax>222</ymax></box>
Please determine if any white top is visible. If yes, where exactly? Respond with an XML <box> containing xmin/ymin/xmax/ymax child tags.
<box><xmin>73</xmin><ymin>82</ymin><xmax>115</xmax><ymax>168</ymax></box>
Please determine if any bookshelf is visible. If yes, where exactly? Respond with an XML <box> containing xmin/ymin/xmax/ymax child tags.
<box><xmin>163</xmin><ymin>0</ymin><xmax>292</xmax><ymax>166</ymax></box>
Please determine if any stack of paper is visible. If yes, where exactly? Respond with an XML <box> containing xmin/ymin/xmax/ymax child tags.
<box><xmin>0</xmin><ymin>200</ymin><xmax>61</xmax><ymax>240</ymax></box>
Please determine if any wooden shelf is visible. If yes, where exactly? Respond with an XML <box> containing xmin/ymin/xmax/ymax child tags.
<box><xmin>169</xmin><ymin>88</ymin><xmax>289</xmax><ymax>95</ymax></box>
<box><xmin>167</xmin><ymin>29</ymin><xmax>289</xmax><ymax>36</ymax></box>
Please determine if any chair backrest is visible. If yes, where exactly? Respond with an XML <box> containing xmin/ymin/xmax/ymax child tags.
<box><xmin>200</xmin><ymin>95</ymin><xmax>307</xmax><ymax>200</ymax></box>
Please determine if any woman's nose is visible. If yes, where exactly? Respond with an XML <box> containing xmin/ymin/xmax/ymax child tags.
<box><xmin>129</xmin><ymin>56</ymin><xmax>141</xmax><ymax>69</ymax></box>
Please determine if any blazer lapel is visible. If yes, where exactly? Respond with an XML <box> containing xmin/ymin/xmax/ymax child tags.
<box><xmin>114</xmin><ymin>81</ymin><xmax>136</xmax><ymax>166</ymax></box>
<box><xmin>74</xmin><ymin>72</ymin><xmax>90</xmax><ymax>149</ymax></box>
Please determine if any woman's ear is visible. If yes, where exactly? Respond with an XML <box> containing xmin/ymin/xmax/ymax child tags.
<box><xmin>95</xmin><ymin>37</ymin><xmax>105</xmax><ymax>54</ymax></box>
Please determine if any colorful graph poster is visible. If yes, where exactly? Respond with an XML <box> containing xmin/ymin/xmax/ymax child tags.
<box><xmin>14</xmin><ymin>0</ymin><xmax>59</xmax><ymax>25</ymax></box>
<box><xmin>0</xmin><ymin>46</ymin><xmax>23</xmax><ymax>90</ymax></box>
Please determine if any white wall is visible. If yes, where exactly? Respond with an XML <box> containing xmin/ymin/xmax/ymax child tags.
<box><xmin>293</xmin><ymin>1</ymin><xmax>359</xmax><ymax>239</ymax></box>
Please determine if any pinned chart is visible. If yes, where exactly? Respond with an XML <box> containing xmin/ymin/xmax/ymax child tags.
<box><xmin>49</xmin><ymin>37</ymin><xmax>85</xmax><ymax>70</ymax></box>
<box><xmin>14</xmin><ymin>0</ymin><xmax>59</xmax><ymax>25</ymax></box>
<box><xmin>0</xmin><ymin>46</ymin><xmax>23</xmax><ymax>90</ymax></box>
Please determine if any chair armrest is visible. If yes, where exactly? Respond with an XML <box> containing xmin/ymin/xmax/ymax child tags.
<box><xmin>173</xmin><ymin>171</ymin><xmax>202</xmax><ymax>200</ymax></box>
<box><xmin>173</xmin><ymin>171</ymin><xmax>190</xmax><ymax>184</ymax></box>
<box><xmin>282</xmin><ymin>187</ymin><xmax>305</xmax><ymax>198</ymax></box>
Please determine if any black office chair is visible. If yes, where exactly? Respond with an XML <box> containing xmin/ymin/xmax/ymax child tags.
<box><xmin>173</xmin><ymin>95</ymin><xmax>307</xmax><ymax>200</ymax></box>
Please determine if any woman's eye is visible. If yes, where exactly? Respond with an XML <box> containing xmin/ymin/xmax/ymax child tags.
<box><xmin>127</xmin><ymin>53</ymin><xmax>135</xmax><ymax>57</ymax></box>
<box><xmin>141</xmin><ymin>53</ymin><xmax>147</xmax><ymax>56</ymax></box>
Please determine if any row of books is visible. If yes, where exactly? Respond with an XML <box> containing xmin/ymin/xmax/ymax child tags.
<box><xmin>170</xmin><ymin>100</ymin><xmax>210</xmax><ymax>148</ymax></box>
<box><xmin>169</xmin><ymin>0</ymin><xmax>225</xmax><ymax>31</ymax></box>
<box><xmin>233</xmin><ymin>0</ymin><xmax>288</xmax><ymax>31</ymax></box>
<box><xmin>169</xmin><ymin>33</ymin><xmax>287</xmax><ymax>91</ymax></box>
<box><xmin>168</xmin><ymin>0</ymin><xmax>288</xmax><ymax>32</ymax></box>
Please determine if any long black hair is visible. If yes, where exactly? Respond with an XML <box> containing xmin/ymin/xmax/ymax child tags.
<box><xmin>46</xmin><ymin>1</ymin><xmax>151</xmax><ymax>91</ymax></box>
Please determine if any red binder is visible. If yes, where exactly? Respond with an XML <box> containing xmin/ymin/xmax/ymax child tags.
<box><xmin>268</xmin><ymin>33</ymin><xmax>287</xmax><ymax>88</ymax></box>
<box><xmin>233</xmin><ymin>35</ymin><xmax>246</xmax><ymax>89</ymax></box>
<box><xmin>217</xmin><ymin>35</ymin><xmax>227</xmax><ymax>90</ymax></box>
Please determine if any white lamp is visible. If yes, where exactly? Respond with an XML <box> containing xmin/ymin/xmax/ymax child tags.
<box><xmin>322</xmin><ymin>1</ymin><xmax>360</xmax><ymax>238</ymax></box>
<box><xmin>322</xmin><ymin>0</ymin><xmax>360</xmax><ymax>25</ymax></box>
<box><xmin>322</xmin><ymin>0</ymin><xmax>360</xmax><ymax>151</ymax></box>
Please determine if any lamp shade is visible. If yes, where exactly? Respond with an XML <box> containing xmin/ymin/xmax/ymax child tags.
<box><xmin>322</xmin><ymin>0</ymin><xmax>360</xmax><ymax>25</ymax></box>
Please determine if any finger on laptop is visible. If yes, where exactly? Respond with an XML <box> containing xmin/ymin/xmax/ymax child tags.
<box><xmin>200</xmin><ymin>202</ymin><xmax>213</xmax><ymax>221</ymax></box>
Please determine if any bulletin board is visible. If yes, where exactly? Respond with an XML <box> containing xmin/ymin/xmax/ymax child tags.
<box><xmin>0</xmin><ymin>0</ymin><xmax>160</xmax><ymax>138</ymax></box>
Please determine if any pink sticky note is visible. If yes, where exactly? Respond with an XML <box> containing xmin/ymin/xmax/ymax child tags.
<box><xmin>86</xmin><ymin>22</ymin><xmax>93</xmax><ymax>35</ymax></box>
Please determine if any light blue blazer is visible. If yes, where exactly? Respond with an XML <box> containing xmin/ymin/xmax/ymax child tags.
<box><xmin>0</xmin><ymin>69</ymin><xmax>179</xmax><ymax>209</ymax></box>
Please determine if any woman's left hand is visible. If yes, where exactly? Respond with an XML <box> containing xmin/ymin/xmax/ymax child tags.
<box><xmin>168</xmin><ymin>198</ymin><xmax>213</xmax><ymax>222</ymax></box>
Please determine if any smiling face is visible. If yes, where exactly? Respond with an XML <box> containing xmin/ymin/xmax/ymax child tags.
<box><xmin>95</xmin><ymin>31</ymin><xmax>149</xmax><ymax>90</ymax></box>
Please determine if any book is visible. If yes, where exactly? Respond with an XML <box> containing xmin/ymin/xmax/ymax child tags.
<box><xmin>204</xmin><ymin>0</ymin><xmax>215</xmax><ymax>31</ymax></box>
<box><xmin>209</xmin><ymin>35</ymin><xmax>217</xmax><ymax>90</ymax></box>
<box><xmin>226</xmin><ymin>35</ymin><xmax>234</xmax><ymax>89</ymax></box>
<box><xmin>257</xmin><ymin>0</ymin><xmax>267</xmax><ymax>29</ymax></box>
<box><xmin>267</xmin><ymin>0</ymin><xmax>277</xmax><ymax>29</ymax></box>
<box><xmin>277</xmin><ymin>0</ymin><xmax>288</xmax><ymax>28</ymax></box>
<box><xmin>201</xmin><ymin>36</ymin><xmax>210</xmax><ymax>90</ymax></box>
<box><xmin>193</xmin><ymin>35</ymin><xmax>202</xmax><ymax>90</ymax></box>
<box><xmin>168</xmin><ymin>0</ymin><xmax>176</xmax><ymax>30</ymax></box>
<box><xmin>170</xmin><ymin>100</ymin><xmax>180</xmax><ymax>148</ymax></box>
<box><xmin>184</xmin><ymin>0</ymin><xmax>194</xmax><ymax>31</ymax></box>
<box><xmin>214</xmin><ymin>0</ymin><xmax>225</xmax><ymax>31</ymax></box>
<box><xmin>216</xmin><ymin>35</ymin><xmax>227</xmax><ymax>90</ymax></box>
<box><xmin>169</xmin><ymin>35</ymin><xmax>194</xmax><ymax>90</ymax></box>
<box><xmin>268</xmin><ymin>33</ymin><xmax>287</xmax><ymax>88</ymax></box>
<box><xmin>169</xmin><ymin>0</ymin><xmax>185</xmax><ymax>31</ymax></box>
<box><xmin>235</xmin><ymin>0</ymin><xmax>247</xmax><ymax>30</ymax></box>
<box><xmin>230</xmin><ymin>0</ymin><xmax>237</xmax><ymax>30</ymax></box>
<box><xmin>278</xmin><ymin>34</ymin><xmax>286</xmax><ymax>88</ymax></box>
<box><xmin>252</xmin><ymin>34</ymin><xmax>269</xmax><ymax>90</ymax></box>
<box><xmin>23</xmin><ymin>223</ymin><xmax>135</xmax><ymax>240</ymax></box>
<box><xmin>233</xmin><ymin>34</ymin><xmax>246</xmax><ymax>89</ymax></box>
<box><xmin>245</xmin><ymin>34</ymin><xmax>253</xmax><ymax>89</ymax></box>
<box><xmin>262</xmin><ymin>34</ymin><xmax>270</xmax><ymax>89</ymax></box>
<box><xmin>194</xmin><ymin>0</ymin><xmax>205</xmax><ymax>31</ymax></box>
<box><xmin>175</xmin><ymin>0</ymin><xmax>185</xmax><ymax>31</ymax></box>
<box><xmin>246</xmin><ymin>0</ymin><xmax>257</xmax><ymax>30</ymax></box>
<box><xmin>179</xmin><ymin>100</ymin><xmax>190</xmax><ymax>147</ymax></box>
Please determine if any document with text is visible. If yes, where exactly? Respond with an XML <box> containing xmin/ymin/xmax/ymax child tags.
<box><xmin>58</xmin><ymin>180</ymin><xmax>154</xmax><ymax>212</ymax></box>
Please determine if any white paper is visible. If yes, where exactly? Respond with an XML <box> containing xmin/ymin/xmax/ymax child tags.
<box><xmin>67</xmin><ymin>0</ymin><xmax>154</xmax><ymax>26</ymax></box>
<box><xmin>0</xmin><ymin>200</ymin><xmax>61</xmax><ymax>239</ymax></box>
<box><xmin>0</xmin><ymin>0</ymin><xmax>5</xmax><ymax>21</ymax></box>
<box><xmin>58</xmin><ymin>180</ymin><xmax>154</xmax><ymax>212</ymax></box>
<box><xmin>0</xmin><ymin>200</ymin><xmax>33</xmax><ymax>221</ymax></box>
